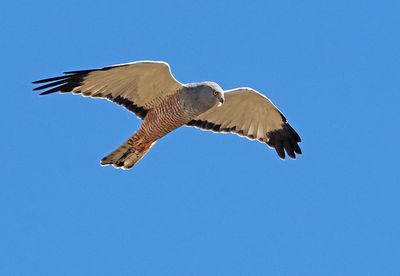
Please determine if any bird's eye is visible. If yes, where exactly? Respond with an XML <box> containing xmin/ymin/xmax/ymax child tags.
<box><xmin>213</xmin><ymin>91</ymin><xmax>218</xmax><ymax>96</ymax></box>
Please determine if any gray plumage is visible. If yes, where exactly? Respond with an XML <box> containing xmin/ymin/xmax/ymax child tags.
<box><xmin>180</xmin><ymin>82</ymin><xmax>225</xmax><ymax>114</ymax></box>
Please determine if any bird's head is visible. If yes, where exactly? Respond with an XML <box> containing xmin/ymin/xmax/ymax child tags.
<box><xmin>204</xmin><ymin>81</ymin><xmax>225</xmax><ymax>106</ymax></box>
<box><xmin>182</xmin><ymin>82</ymin><xmax>225</xmax><ymax>113</ymax></box>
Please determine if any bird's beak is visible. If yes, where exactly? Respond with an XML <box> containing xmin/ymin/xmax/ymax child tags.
<box><xmin>219</xmin><ymin>96</ymin><xmax>225</xmax><ymax>105</ymax></box>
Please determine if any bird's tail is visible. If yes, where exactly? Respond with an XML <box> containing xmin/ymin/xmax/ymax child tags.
<box><xmin>100</xmin><ymin>136</ymin><xmax>156</xmax><ymax>170</ymax></box>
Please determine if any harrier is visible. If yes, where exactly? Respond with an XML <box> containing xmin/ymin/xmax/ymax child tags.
<box><xmin>33</xmin><ymin>61</ymin><xmax>302</xmax><ymax>169</ymax></box>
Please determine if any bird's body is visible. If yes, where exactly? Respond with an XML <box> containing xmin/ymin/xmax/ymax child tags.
<box><xmin>138</xmin><ymin>92</ymin><xmax>195</xmax><ymax>141</ymax></box>
<box><xmin>33</xmin><ymin>61</ymin><xmax>302</xmax><ymax>170</ymax></box>
<box><xmin>101</xmin><ymin>88</ymin><xmax>213</xmax><ymax>168</ymax></box>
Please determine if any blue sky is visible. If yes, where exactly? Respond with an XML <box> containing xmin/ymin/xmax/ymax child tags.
<box><xmin>1</xmin><ymin>0</ymin><xmax>399</xmax><ymax>275</ymax></box>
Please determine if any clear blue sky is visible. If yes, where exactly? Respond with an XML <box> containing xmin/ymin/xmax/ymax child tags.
<box><xmin>1</xmin><ymin>0</ymin><xmax>399</xmax><ymax>275</ymax></box>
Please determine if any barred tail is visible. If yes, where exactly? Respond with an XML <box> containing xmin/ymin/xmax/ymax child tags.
<box><xmin>100</xmin><ymin>137</ymin><xmax>156</xmax><ymax>170</ymax></box>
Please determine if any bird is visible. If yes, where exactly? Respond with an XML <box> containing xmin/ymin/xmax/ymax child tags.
<box><xmin>33</xmin><ymin>60</ymin><xmax>302</xmax><ymax>170</ymax></box>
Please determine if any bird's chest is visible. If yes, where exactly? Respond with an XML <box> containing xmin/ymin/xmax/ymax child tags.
<box><xmin>154</xmin><ymin>93</ymin><xmax>194</xmax><ymax>122</ymax></box>
<box><xmin>139</xmin><ymin>94</ymin><xmax>196</xmax><ymax>140</ymax></box>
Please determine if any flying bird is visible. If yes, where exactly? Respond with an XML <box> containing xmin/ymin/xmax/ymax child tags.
<box><xmin>33</xmin><ymin>61</ymin><xmax>302</xmax><ymax>169</ymax></box>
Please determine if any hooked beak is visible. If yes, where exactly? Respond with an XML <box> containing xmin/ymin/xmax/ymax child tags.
<box><xmin>217</xmin><ymin>96</ymin><xmax>225</xmax><ymax>106</ymax></box>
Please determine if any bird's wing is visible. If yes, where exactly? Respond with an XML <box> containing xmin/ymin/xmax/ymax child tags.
<box><xmin>33</xmin><ymin>61</ymin><xmax>183</xmax><ymax>119</ymax></box>
<box><xmin>187</xmin><ymin>87</ymin><xmax>302</xmax><ymax>159</ymax></box>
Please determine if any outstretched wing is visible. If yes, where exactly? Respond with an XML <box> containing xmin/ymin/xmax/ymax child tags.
<box><xmin>187</xmin><ymin>88</ymin><xmax>302</xmax><ymax>159</ymax></box>
<box><xmin>33</xmin><ymin>61</ymin><xmax>183</xmax><ymax>119</ymax></box>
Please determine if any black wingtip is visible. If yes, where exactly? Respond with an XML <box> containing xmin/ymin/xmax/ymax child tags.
<box><xmin>32</xmin><ymin>70</ymin><xmax>90</xmax><ymax>96</ymax></box>
<box><xmin>288</xmin><ymin>124</ymin><xmax>301</xmax><ymax>143</ymax></box>
<box><xmin>284</xmin><ymin>140</ymin><xmax>296</xmax><ymax>159</ymax></box>
<box><xmin>267</xmin><ymin>122</ymin><xmax>302</xmax><ymax>160</ymax></box>
<box><xmin>33</xmin><ymin>78</ymin><xmax>70</xmax><ymax>91</ymax></box>
<box><xmin>293</xmin><ymin>143</ymin><xmax>302</xmax><ymax>155</ymax></box>
<box><xmin>32</xmin><ymin>75</ymin><xmax>71</xmax><ymax>84</ymax></box>
<box><xmin>39</xmin><ymin>91</ymin><xmax>54</xmax><ymax>96</ymax></box>
<box><xmin>275</xmin><ymin>142</ymin><xmax>286</xmax><ymax>159</ymax></box>
<box><xmin>63</xmin><ymin>69</ymin><xmax>92</xmax><ymax>74</ymax></box>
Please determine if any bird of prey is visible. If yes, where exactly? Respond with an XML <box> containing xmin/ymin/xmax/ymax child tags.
<box><xmin>33</xmin><ymin>61</ymin><xmax>302</xmax><ymax>170</ymax></box>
